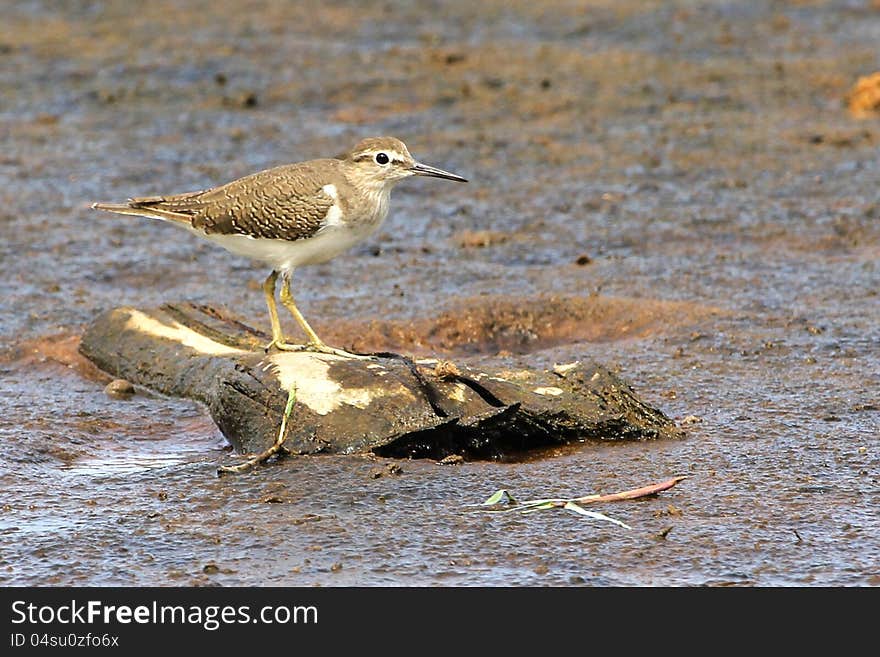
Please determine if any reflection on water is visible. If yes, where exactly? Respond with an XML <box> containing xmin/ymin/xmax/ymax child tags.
<box><xmin>62</xmin><ymin>453</ymin><xmax>192</xmax><ymax>476</ymax></box>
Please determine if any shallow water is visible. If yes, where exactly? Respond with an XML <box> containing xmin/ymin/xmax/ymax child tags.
<box><xmin>1</xmin><ymin>0</ymin><xmax>878</xmax><ymax>586</ymax></box>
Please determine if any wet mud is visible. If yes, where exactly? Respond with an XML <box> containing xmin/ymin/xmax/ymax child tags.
<box><xmin>336</xmin><ymin>294</ymin><xmax>722</xmax><ymax>354</ymax></box>
<box><xmin>1</xmin><ymin>1</ymin><xmax>878</xmax><ymax>586</ymax></box>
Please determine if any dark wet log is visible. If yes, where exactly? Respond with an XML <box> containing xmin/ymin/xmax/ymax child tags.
<box><xmin>78</xmin><ymin>303</ymin><xmax>681</xmax><ymax>459</ymax></box>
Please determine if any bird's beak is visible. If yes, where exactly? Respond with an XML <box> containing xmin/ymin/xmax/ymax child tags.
<box><xmin>410</xmin><ymin>161</ymin><xmax>468</xmax><ymax>182</ymax></box>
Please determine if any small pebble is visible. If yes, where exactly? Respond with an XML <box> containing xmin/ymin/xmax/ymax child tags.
<box><xmin>552</xmin><ymin>361</ymin><xmax>580</xmax><ymax>378</ymax></box>
<box><xmin>654</xmin><ymin>526</ymin><xmax>673</xmax><ymax>540</ymax></box>
<box><xmin>434</xmin><ymin>360</ymin><xmax>461</xmax><ymax>379</ymax></box>
<box><xmin>104</xmin><ymin>379</ymin><xmax>135</xmax><ymax>398</ymax></box>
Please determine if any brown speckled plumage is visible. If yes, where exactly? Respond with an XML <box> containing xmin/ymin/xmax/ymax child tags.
<box><xmin>127</xmin><ymin>160</ymin><xmax>346</xmax><ymax>242</ymax></box>
<box><xmin>91</xmin><ymin>136</ymin><xmax>466</xmax><ymax>355</ymax></box>
<box><xmin>92</xmin><ymin>136</ymin><xmax>465</xmax><ymax>250</ymax></box>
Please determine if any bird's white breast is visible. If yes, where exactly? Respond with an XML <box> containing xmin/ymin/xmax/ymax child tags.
<box><xmin>197</xmin><ymin>185</ymin><xmax>391</xmax><ymax>273</ymax></box>
<box><xmin>201</xmin><ymin>226</ymin><xmax>367</xmax><ymax>272</ymax></box>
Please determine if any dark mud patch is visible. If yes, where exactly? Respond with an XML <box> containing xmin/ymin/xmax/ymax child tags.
<box><xmin>330</xmin><ymin>294</ymin><xmax>723</xmax><ymax>356</ymax></box>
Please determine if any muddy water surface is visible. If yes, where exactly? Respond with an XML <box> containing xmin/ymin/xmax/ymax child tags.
<box><xmin>1</xmin><ymin>1</ymin><xmax>878</xmax><ymax>586</ymax></box>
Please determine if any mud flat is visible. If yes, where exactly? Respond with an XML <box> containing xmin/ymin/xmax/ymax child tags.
<box><xmin>1</xmin><ymin>1</ymin><xmax>878</xmax><ymax>586</ymax></box>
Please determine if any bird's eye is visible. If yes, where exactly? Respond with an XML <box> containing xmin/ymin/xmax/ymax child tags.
<box><xmin>375</xmin><ymin>152</ymin><xmax>390</xmax><ymax>165</ymax></box>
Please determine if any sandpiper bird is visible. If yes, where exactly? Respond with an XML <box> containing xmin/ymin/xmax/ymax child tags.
<box><xmin>92</xmin><ymin>136</ymin><xmax>467</xmax><ymax>357</ymax></box>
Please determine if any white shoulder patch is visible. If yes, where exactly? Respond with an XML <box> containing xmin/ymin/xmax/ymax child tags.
<box><xmin>321</xmin><ymin>184</ymin><xmax>343</xmax><ymax>226</ymax></box>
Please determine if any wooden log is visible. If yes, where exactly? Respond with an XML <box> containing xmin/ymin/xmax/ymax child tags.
<box><xmin>78</xmin><ymin>303</ymin><xmax>681</xmax><ymax>459</ymax></box>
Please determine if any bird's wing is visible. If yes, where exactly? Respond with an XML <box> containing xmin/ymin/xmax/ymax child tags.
<box><xmin>126</xmin><ymin>161</ymin><xmax>339</xmax><ymax>242</ymax></box>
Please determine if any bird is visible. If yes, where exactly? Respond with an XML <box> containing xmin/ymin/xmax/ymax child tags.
<box><xmin>91</xmin><ymin>136</ymin><xmax>467</xmax><ymax>358</ymax></box>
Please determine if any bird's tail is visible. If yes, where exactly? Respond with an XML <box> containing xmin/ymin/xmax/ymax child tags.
<box><xmin>90</xmin><ymin>201</ymin><xmax>191</xmax><ymax>225</ymax></box>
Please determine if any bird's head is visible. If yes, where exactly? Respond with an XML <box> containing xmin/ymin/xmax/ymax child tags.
<box><xmin>343</xmin><ymin>136</ymin><xmax>467</xmax><ymax>193</ymax></box>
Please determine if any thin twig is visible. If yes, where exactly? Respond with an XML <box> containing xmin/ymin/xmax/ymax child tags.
<box><xmin>217</xmin><ymin>386</ymin><xmax>297</xmax><ymax>476</ymax></box>
<box><xmin>570</xmin><ymin>475</ymin><xmax>688</xmax><ymax>505</ymax></box>
<box><xmin>472</xmin><ymin>475</ymin><xmax>687</xmax><ymax>527</ymax></box>
<box><xmin>498</xmin><ymin>476</ymin><xmax>688</xmax><ymax>515</ymax></box>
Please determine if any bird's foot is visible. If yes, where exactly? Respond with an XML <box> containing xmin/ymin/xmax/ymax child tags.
<box><xmin>264</xmin><ymin>338</ymin><xmax>373</xmax><ymax>360</ymax></box>
<box><xmin>301</xmin><ymin>341</ymin><xmax>376</xmax><ymax>360</ymax></box>
<box><xmin>263</xmin><ymin>338</ymin><xmax>305</xmax><ymax>353</ymax></box>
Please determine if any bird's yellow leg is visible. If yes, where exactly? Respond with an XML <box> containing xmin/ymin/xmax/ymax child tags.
<box><xmin>278</xmin><ymin>272</ymin><xmax>324</xmax><ymax>346</ymax></box>
<box><xmin>278</xmin><ymin>273</ymin><xmax>372</xmax><ymax>359</ymax></box>
<box><xmin>262</xmin><ymin>270</ymin><xmax>302</xmax><ymax>352</ymax></box>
